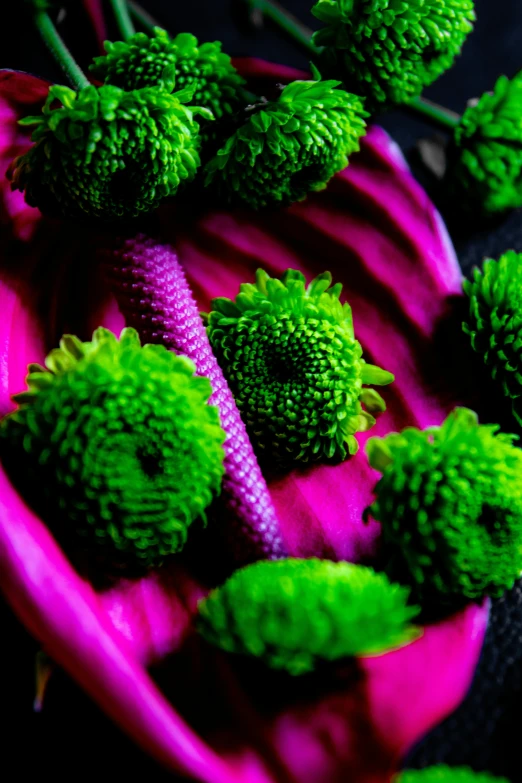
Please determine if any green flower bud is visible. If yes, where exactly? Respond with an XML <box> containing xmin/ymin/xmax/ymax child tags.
<box><xmin>0</xmin><ymin>328</ymin><xmax>225</xmax><ymax>568</ymax></box>
<box><xmin>463</xmin><ymin>251</ymin><xmax>522</xmax><ymax>423</ymax></box>
<box><xmin>206</xmin><ymin>269</ymin><xmax>393</xmax><ymax>466</ymax></box>
<box><xmin>198</xmin><ymin>558</ymin><xmax>420</xmax><ymax>675</ymax></box>
<box><xmin>204</xmin><ymin>78</ymin><xmax>367</xmax><ymax>209</ymax></box>
<box><xmin>367</xmin><ymin>408</ymin><xmax>522</xmax><ymax>605</ymax></box>
<box><xmin>394</xmin><ymin>767</ymin><xmax>509</xmax><ymax>783</ymax></box>
<box><xmin>312</xmin><ymin>0</ymin><xmax>475</xmax><ymax>109</ymax></box>
<box><xmin>445</xmin><ymin>72</ymin><xmax>522</xmax><ymax>216</ymax></box>
<box><xmin>90</xmin><ymin>29</ymin><xmax>245</xmax><ymax>130</ymax></box>
<box><xmin>10</xmin><ymin>83</ymin><xmax>210</xmax><ymax>221</ymax></box>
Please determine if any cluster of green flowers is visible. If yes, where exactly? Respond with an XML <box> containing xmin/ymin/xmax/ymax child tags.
<box><xmin>15</xmin><ymin>0</ymin><xmax>522</xmax><ymax>219</ymax></box>
<box><xmin>7</xmin><ymin>1</ymin><xmax>522</xmax><ymax>687</ymax></box>
<box><xmin>12</xmin><ymin>24</ymin><xmax>370</xmax><ymax>219</ymax></box>
<box><xmin>203</xmin><ymin>264</ymin><xmax>522</xmax><ymax>616</ymax></box>
<box><xmin>6</xmin><ymin>257</ymin><xmax>522</xmax><ymax>652</ymax></box>
<box><xmin>311</xmin><ymin>0</ymin><xmax>475</xmax><ymax>109</ymax></box>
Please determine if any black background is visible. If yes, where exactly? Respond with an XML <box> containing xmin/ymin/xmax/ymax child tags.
<box><xmin>2</xmin><ymin>1</ymin><xmax>522</xmax><ymax>780</ymax></box>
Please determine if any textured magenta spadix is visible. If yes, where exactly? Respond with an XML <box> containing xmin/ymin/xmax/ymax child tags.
<box><xmin>102</xmin><ymin>234</ymin><xmax>286</xmax><ymax>561</ymax></box>
<box><xmin>0</xmin><ymin>61</ymin><xmax>489</xmax><ymax>783</ymax></box>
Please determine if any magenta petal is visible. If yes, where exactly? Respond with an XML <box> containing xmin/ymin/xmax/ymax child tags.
<box><xmin>264</xmin><ymin>602</ymin><xmax>488</xmax><ymax>783</ymax></box>
<box><xmin>0</xmin><ymin>69</ymin><xmax>50</xmax><ymax>104</ymax></box>
<box><xmin>0</xmin><ymin>98</ymin><xmax>41</xmax><ymax>242</ymax></box>
<box><xmin>0</xmin><ymin>57</ymin><xmax>487</xmax><ymax>782</ymax></box>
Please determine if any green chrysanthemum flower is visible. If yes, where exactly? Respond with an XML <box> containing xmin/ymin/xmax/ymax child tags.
<box><xmin>312</xmin><ymin>0</ymin><xmax>475</xmax><ymax>110</ymax></box>
<box><xmin>366</xmin><ymin>408</ymin><xmax>522</xmax><ymax>606</ymax></box>
<box><xmin>394</xmin><ymin>767</ymin><xmax>509</xmax><ymax>783</ymax></box>
<box><xmin>198</xmin><ymin>558</ymin><xmax>420</xmax><ymax>675</ymax></box>
<box><xmin>0</xmin><ymin>328</ymin><xmax>225</xmax><ymax>567</ymax></box>
<box><xmin>206</xmin><ymin>269</ymin><xmax>393</xmax><ymax>465</ymax></box>
<box><xmin>90</xmin><ymin>29</ymin><xmax>245</xmax><ymax>128</ymax></box>
<box><xmin>463</xmin><ymin>251</ymin><xmax>522</xmax><ymax>423</ymax></box>
<box><xmin>10</xmin><ymin>83</ymin><xmax>210</xmax><ymax>220</ymax></box>
<box><xmin>445</xmin><ymin>72</ymin><xmax>522</xmax><ymax>216</ymax></box>
<box><xmin>204</xmin><ymin>78</ymin><xmax>367</xmax><ymax>209</ymax></box>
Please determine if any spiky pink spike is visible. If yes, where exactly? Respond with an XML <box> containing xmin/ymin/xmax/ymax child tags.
<box><xmin>101</xmin><ymin>233</ymin><xmax>287</xmax><ymax>561</ymax></box>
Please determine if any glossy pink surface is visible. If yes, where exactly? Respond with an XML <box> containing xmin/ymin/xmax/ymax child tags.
<box><xmin>0</xmin><ymin>61</ymin><xmax>488</xmax><ymax>782</ymax></box>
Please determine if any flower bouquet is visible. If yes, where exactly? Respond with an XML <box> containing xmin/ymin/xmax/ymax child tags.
<box><xmin>1</xmin><ymin>1</ymin><xmax>522</xmax><ymax>781</ymax></box>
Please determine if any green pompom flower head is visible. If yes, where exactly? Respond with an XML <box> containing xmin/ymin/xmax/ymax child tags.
<box><xmin>10</xmin><ymin>83</ymin><xmax>211</xmax><ymax>220</ymax></box>
<box><xmin>445</xmin><ymin>71</ymin><xmax>522</xmax><ymax>217</ymax></box>
<box><xmin>204</xmin><ymin>78</ymin><xmax>367</xmax><ymax>209</ymax></box>
<box><xmin>394</xmin><ymin>766</ymin><xmax>509</xmax><ymax>783</ymax></box>
<box><xmin>312</xmin><ymin>0</ymin><xmax>475</xmax><ymax>109</ymax></box>
<box><xmin>206</xmin><ymin>269</ymin><xmax>393</xmax><ymax>466</ymax></box>
<box><xmin>90</xmin><ymin>29</ymin><xmax>246</xmax><ymax>131</ymax></box>
<box><xmin>198</xmin><ymin>558</ymin><xmax>420</xmax><ymax>675</ymax></box>
<box><xmin>0</xmin><ymin>328</ymin><xmax>225</xmax><ymax>568</ymax></box>
<box><xmin>367</xmin><ymin>408</ymin><xmax>522</xmax><ymax>606</ymax></box>
<box><xmin>463</xmin><ymin>251</ymin><xmax>522</xmax><ymax>424</ymax></box>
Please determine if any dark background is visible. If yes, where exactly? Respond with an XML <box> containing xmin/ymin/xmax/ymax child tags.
<box><xmin>2</xmin><ymin>1</ymin><xmax>522</xmax><ymax>779</ymax></box>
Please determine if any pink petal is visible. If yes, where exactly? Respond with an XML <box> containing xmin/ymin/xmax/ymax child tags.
<box><xmin>0</xmin><ymin>58</ymin><xmax>487</xmax><ymax>782</ymax></box>
<box><xmin>0</xmin><ymin>97</ymin><xmax>42</xmax><ymax>241</ymax></box>
<box><xmin>0</xmin><ymin>69</ymin><xmax>51</xmax><ymax>105</ymax></box>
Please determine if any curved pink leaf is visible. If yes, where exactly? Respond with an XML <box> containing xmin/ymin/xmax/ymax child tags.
<box><xmin>0</xmin><ymin>58</ymin><xmax>488</xmax><ymax>782</ymax></box>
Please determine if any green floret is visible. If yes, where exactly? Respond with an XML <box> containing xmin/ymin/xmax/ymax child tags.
<box><xmin>367</xmin><ymin>408</ymin><xmax>522</xmax><ymax>606</ymax></box>
<box><xmin>206</xmin><ymin>268</ymin><xmax>393</xmax><ymax>466</ymax></box>
<box><xmin>445</xmin><ymin>72</ymin><xmax>522</xmax><ymax>217</ymax></box>
<box><xmin>463</xmin><ymin>251</ymin><xmax>522</xmax><ymax>425</ymax></box>
<box><xmin>10</xmin><ymin>83</ymin><xmax>210</xmax><ymax>220</ymax></box>
<box><xmin>198</xmin><ymin>558</ymin><xmax>420</xmax><ymax>675</ymax></box>
<box><xmin>312</xmin><ymin>0</ymin><xmax>475</xmax><ymax>110</ymax></box>
<box><xmin>0</xmin><ymin>328</ymin><xmax>225</xmax><ymax>568</ymax></box>
<box><xmin>395</xmin><ymin>766</ymin><xmax>509</xmax><ymax>783</ymax></box>
<box><xmin>90</xmin><ymin>29</ymin><xmax>245</xmax><ymax>133</ymax></box>
<box><xmin>204</xmin><ymin>78</ymin><xmax>367</xmax><ymax>209</ymax></box>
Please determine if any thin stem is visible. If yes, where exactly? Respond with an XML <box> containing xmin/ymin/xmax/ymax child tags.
<box><xmin>110</xmin><ymin>0</ymin><xmax>135</xmax><ymax>41</ymax></box>
<box><xmin>406</xmin><ymin>96</ymin><xmax>461</xmax><ymax>132</ymax></box>
<box><xmin>128</xmin><ymin>0</ymin><xmax>158</xmax><ymax>35</ymax></box>
<box><xmin>33</xmin><ymin>11</ymin><xmax>90</xmax><ymax>90</ymax></box>
<box><xmin>245</xmin><ymin>0</ymin><xmax>320</xmax><ymax>58</ymax></box>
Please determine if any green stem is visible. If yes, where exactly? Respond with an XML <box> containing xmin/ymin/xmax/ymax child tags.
<box><xmin>128</xmin><ymin>0</ymin><xmax>158</xmax><ymax>35</ymax></box>
<box><xmin>33</xmin><ymin>11</ymin><xmax>90</xmax><ymax>90</ymax></box>
<box><xmin>110</xmin><ymin>0</ymin><xmax>136</xmax><ymax>41</ymax></box>
<box><xmin>403</xmin><ymin>97</ymin><xmax>461</xmax><ymax>132</ymax></box>
<box><xmin>245</xmin><ymin>0</ymin><xmax>320</xmax><ymax>58</ymax></box>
